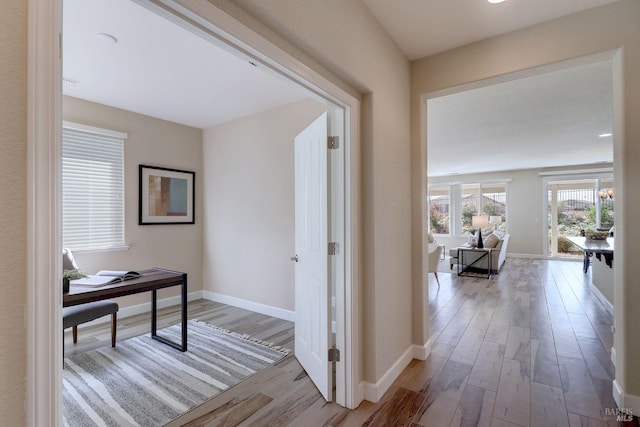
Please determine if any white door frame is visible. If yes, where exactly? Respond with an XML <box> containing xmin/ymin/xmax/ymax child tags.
<box><xmin>26</xmin><ymin>0</ymin><xmax>361</xmax><ymax>424</ymax></box>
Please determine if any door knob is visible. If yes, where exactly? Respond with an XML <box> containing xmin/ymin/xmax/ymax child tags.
<box><xmin>290</xmin><ymin>255</ymin><xmax>299</xmax><ymax>262</ymax></box>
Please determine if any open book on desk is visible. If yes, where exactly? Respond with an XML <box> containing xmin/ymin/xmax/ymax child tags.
<box><xmin>70</xmin><ymin>270</ymin><xmax>142</xmax><ymax>287</ymax></box>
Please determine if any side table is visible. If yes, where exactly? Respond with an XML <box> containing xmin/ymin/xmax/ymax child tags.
<box><xmin>457</xmin><ymin>247</ymin><xmax>492</xmax><ymax>278</ymax></box>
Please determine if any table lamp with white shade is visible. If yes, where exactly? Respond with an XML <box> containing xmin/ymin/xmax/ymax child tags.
<box><xmin>472</xmin><ymin>215</ymin><xmax>489</xmax><ymax>248</ymax></box>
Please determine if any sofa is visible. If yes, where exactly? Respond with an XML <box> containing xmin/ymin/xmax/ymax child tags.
<box><xmin>449</xmin><ymin>231</ymin><xmax>510</xmax><ymax>274</ymax></box>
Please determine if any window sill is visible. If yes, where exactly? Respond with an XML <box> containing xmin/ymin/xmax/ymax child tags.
<box><xmin>70</xmin><ymin>245</ymin><xmax>130</xmax><ymax>254</ymax></box>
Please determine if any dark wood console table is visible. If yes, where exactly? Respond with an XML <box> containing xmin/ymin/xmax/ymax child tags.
<box><xmin>64</xmin><ymin>268</ymin><xmax>188</xmax><ymax>352</ymax></box>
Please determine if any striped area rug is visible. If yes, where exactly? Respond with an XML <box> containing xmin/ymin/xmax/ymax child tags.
<box><xmin>63</xmin><ymin>320</ymin><xmax>290</xmax><ymax>426</ymax></box>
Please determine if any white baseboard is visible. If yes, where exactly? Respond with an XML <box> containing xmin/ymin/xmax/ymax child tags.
<box><xmin>202</xmin><ymin>291</ymin><xmax>295</xmax><ymax>322</ymax></box>
<box><xmin>591</xmin><ymin>283</ymin><xmax>614</xmax><ymax>315</ymax></box>
<box><xmin>74</xmin><ymin>290</ymin><xmax>204</xmax><ymax>329</ymax></box>
<box><xmin>361</xmin><ymin>345</ymin><xmax>414</xmax><ymax>403</ymax></box>
<box><xmin>612</xmin><ymin>379</ymin><xmax>640</xmax><ymax>415</ymax></box>
<box><xmin>412</xmin><ymin>339</ymin><xmax>432</xmax><ymax>360</ymax></box>
<box><xmin>611</xmin><ymin>346</ymin><xmax>616</xmax><ymax>368</ymax></box>
<box><xmin>506</xmin><ymin>253</ymin><xmax>546</xmax><ymax>259</ymax></box>
<box><xmin>74</xmin><ymin>290</ymin><xmax>295</xmax><ymax>329</ymax></box>
<box><xmin>614</xmin><ymin>379</ymin><xmax>623</xmax><ymax>408</ymax></box>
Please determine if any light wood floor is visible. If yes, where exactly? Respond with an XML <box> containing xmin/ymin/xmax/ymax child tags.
<box><xmin>66</xmin><ymin>259</ymin><xmax>636</xmax><ymax>426</ymax></box>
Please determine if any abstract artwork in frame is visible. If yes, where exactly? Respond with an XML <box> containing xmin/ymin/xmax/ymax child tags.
<box><xmin>139</xmin><ymin>165</ymin><xmax>195</xmax><ymax>225</ymax></box>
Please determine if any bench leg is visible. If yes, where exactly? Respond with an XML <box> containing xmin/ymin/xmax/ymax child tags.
<box><xmin>72</xmin><ymin>325</ymin><xmax>78</xmax><ymax>344</ymax></box>
<box><xmin>111</xmin><ymin>312</ymin><xmax>117</xmax><ymax>347</ymax></box>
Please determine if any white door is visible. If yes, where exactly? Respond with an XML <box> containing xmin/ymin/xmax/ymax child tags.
<box><xmin>294</xmin><ymin>112</ymin><xmax>332</xmax><ymax>401</ymax></box>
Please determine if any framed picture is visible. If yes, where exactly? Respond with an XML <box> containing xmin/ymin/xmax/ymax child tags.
<box><xmin>139</xmin><ymin>165</ymin><xmax>195</xmax><ymax>225</ymax></box>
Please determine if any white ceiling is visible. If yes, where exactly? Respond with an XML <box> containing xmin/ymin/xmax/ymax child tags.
<box><xmin>427</xmin><ymin>60</ymin><xmax>613</xmax><ymax>177</ymax></box>
<box><xmin>63</xmin><ymin>0</ymin><xmax>308</xmax><ymax>129</ymax></box>
<box><xmin>362</xmin><ymin>0</ymin><xmax>621</xmax><ymax>60</ymax></box>
<box><xmin>63</xmin><ymin>0</ymin><xmax>614</xmax><ymax>177</ymax></box>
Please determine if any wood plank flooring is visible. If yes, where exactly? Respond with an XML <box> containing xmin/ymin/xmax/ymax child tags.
<box><xmin>65</xmin><ymin>259</ymin><xmax>638</xmax><ymax>426</ymax></box>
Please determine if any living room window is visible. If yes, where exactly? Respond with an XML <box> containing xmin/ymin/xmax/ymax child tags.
<box><xmin>62</xmin><ymin>122</ymin><xmax>127</xmax><ymax>251</ymax></box>
<box><xmin>429</xmin><ymin>181</ymin><xmax>508</xmax><ymax>237</ymax></box>
<box><xmin>460</xmin><ymin>183</ymin><xmax>507</xmax><ymax>233</ymax></box>
<box><xmin>428</xmin><ymin>185</ymin><xmax>450</xmax><ymax>234</ymax></box>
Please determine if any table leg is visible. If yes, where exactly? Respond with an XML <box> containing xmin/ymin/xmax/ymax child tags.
<box><xmin>151</xmin><ymin>289</ymin><xmax>157</xmax><ymax>336</ymax></box>
<box><xmin>583</xmin><ymin>250</ymin><xmax>590</xmax><ymax>274</ymax></box>
<box><xmin>151</xmin><ymin>275</ymin><xmax>188</xmax><ymax>352</ymax></box>
<box><xmin>181</xmin><ymin>273</ymin><xmax>188</xmax><ymax>351</ymax></box>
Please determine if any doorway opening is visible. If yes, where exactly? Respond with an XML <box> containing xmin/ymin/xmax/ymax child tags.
<box><xmin>423</xmin><ymin>52</ymin><xmax>618</xmax><ymax>414</ymax></box>
<box><xmin>29</xmin><ymin>0</ymin><xmax>360</xmax><ymax>422</ymax></box>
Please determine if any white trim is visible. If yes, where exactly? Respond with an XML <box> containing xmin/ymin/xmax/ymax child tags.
<box><xmin>611</xmin><ymin>346</ymin><xmax>616</xmax><ymax>368</ymax></box>
<box><xmin>27</xmin><ymin>0</ymin><xmax>62</xmax><ymax>425</ymax></box>
<box><xmin>412</xmin><ymin>339</ymin><xmax>432</xmax><ymax>361</ymax></box>
<box><xmin>590</xmin><ymin>281</ymin><xmax>614</xmax><ymax>315</ymax></box>
<box><xmin>613</xmin><ymin>379</ymin><xmax>624</xmax><ymax>408</ymax></box>
<box><xmin>361</xmin><ymin>345</ymin><xmax>415</xmax><ymax>403</ymax></box>
<box><xmin>612</xmin><ymin>380</ymin><xmax>640</xmax><ymax>414</ymax></box>
<box><xmin>62</xmin><ymin>121</ymin><xmax>128</xmax><ymax>140</ymax></box>
<box><xmin>203</xmin><ymin>291</ymin><xmax>295</xmax><ymax>322</ymax></box>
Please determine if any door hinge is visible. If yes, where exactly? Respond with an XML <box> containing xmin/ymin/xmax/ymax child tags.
<box><xmin>328</xmin><ymin>346</ymin><xmax>340</xmax><ymax>362</ymax></box>
<box><xmin>328</xmin><ymin>242</ymin><xmax>337</xmax><ymax>255</ymax></box>
<box><xmin>328</xmin><ymin>136</ymin><xmax>339</xmax><ymax>149</ymax></box>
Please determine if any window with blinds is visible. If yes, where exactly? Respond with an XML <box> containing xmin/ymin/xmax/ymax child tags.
<box><xmin>62</xmin><ymin>123</ymin><xmax>127</xmax><ymax>251</ymax></box>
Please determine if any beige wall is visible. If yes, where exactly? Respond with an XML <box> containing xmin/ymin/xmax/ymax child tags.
<box><xmin>206</xmin><ymin>0</ymin><xmax>414</xmax><ymax>383</ymax></box>
<box><xmin>0</xmin><ymin>0</ymin><xmax>26</xmax><ymax>423</ymax></box>
<box><xmin>202</xmin><ymin>98</ymin><xmax>326</xmax><ymax>311</ymax></box>
<box><xmin>8</xmin><ymin>2</ymin><xmax>637</xmax><ymax>423</ymax></box>
<box><xmin>63</xmin><ymin>97</ymin><xmax>203</xmax><ymax>306</ymax></box>
<box><xmin>429</xmin><ymin>163</ymin><xmax>614</xmax><ymax>256</ymax></box>
<box><xmin>412</xmin><ymin>0</ymin><xmax>640</xmax><ymax>403</ymax></box>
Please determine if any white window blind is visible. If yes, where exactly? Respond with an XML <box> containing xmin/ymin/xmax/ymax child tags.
<box><xmin>62</xmin><ymin>124</ymin><xmax>126</xmax><ymax>251</ymax></box>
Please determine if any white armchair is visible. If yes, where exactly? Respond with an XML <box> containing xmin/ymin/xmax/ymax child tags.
<box><xmin>428</xmin><ymin>244</ymin><xmax>443</xmax><ymax>287</ymax></box>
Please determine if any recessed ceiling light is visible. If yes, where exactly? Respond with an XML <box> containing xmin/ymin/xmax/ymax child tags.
<box><xmin>488</xmin><ymin>0</ymin><xmax>507</xmax><ymax>3</ymax></box>
<box><xmin>599</xmin><ymin>133</ymin><xmax>613</xmax><ymax>138</ymax></box>
<box><xmin>96</xmin><ymin>33</ymin><xmax>118</xmax><ymax>44</ymax></box>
